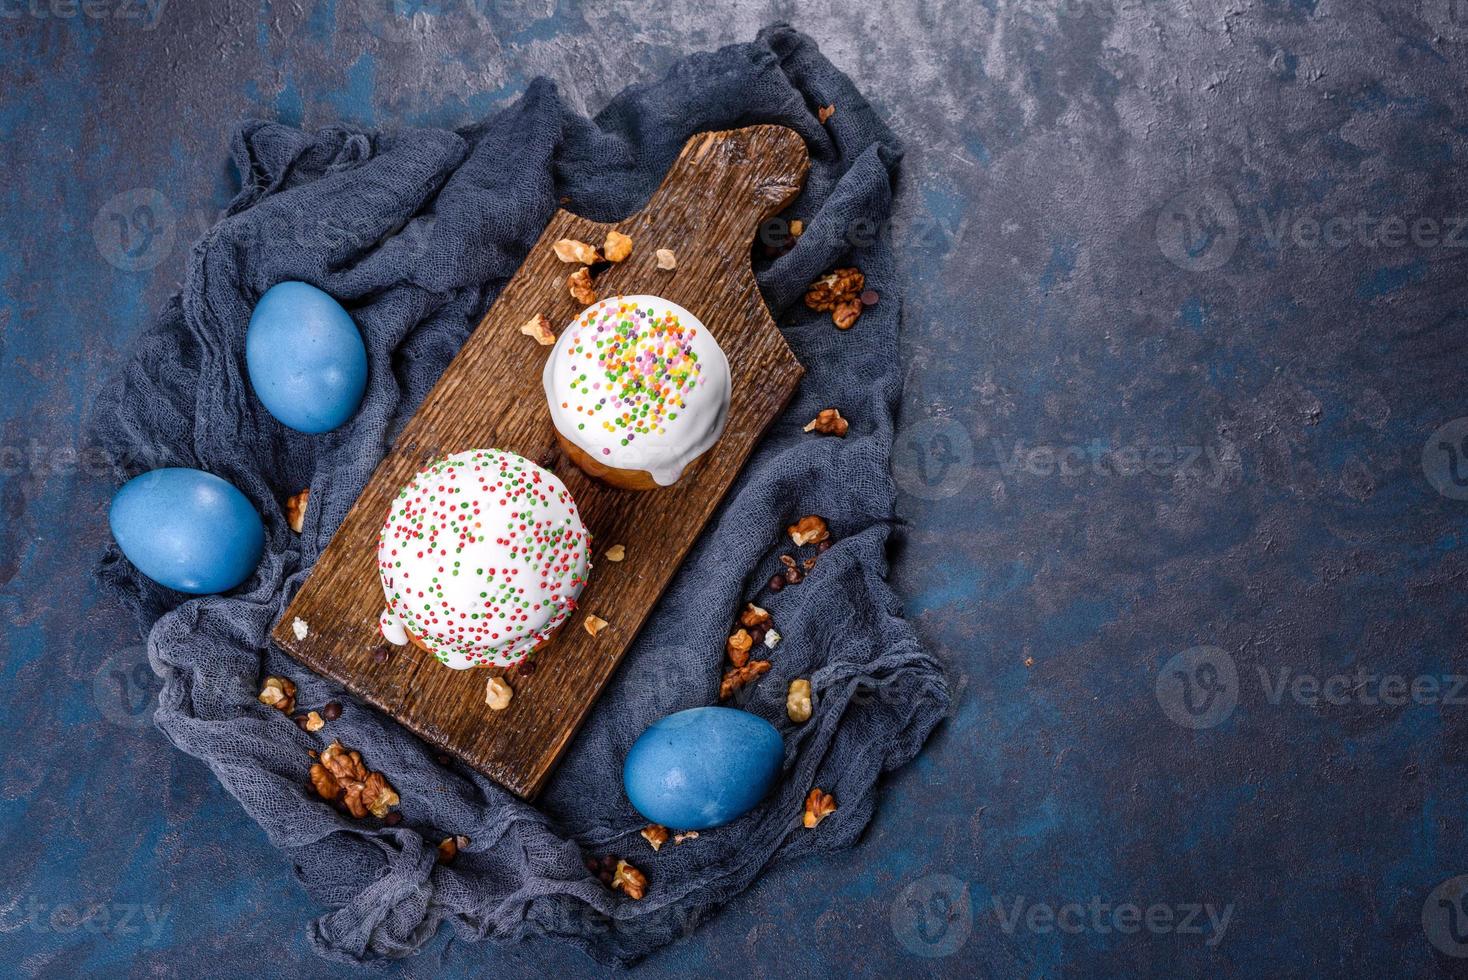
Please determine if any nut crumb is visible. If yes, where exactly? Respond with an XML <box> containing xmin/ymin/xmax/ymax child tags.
<box><xmin>787</xmin><ymin>678</ymin><xmax>812</xmax><ymax>722</ymax></box>
<box><xmin>1024</xmin><ymin>656</ymin><xmax>1035</xmax><ymax>668</ymax></box>
<box><xmin>789</xmin><ymin>219</ymin><xmax>804</xmax><ymax>237</ymax></box>
<box><xmin>803</xmin><ymin>788</ymin><xmax>837</xmax><ymax>828</ymax></box>
<box><xmin>292</xmin><ymin>617</ymin><xmax>309</xmax><ymax>641</ymax></box>
<box><xmin>817</xmin><ymin>104</ymin><xmax>836</xmax><ymax>123</ymax></box>
<box><xmin>720</xmin><ymin>659</ymin><xmax>771</xmax><ymax>700</ymax></box>
<box><xmin>259</xmin><ymin>676</ymin><xmax>296</xmax><ymax>714</ymax></box>
<box><xmin>284</xmin><ymin>489</ymin><xmax>309</xmax><ymax>533</ymax></box>
<box><xmin>640</xmin><ymin>824</ymin><xmax>669</xmax><ymax>852</ymax></box>
<box><xmin>584</xmin><ymin>614</ymin><xmax>609</xmax><ymax>636</ymax></box>
<box><xmin>567</xmin><ymin>266</ymin><xmax>596</xmax><ymax>305</ymax></box>
<box><xmin>655</xmin><ymin>248</ymin><xmax>677</xmax><ymax>270</ymax></box>
<box><xmin>803</xmin><ymin>408</ymin><xmax>849</xmax><ymax>437</ymax></box>
<box><xmin>603</xmin><ymin>230</ymin><xmax>633</xmax><ymax>262</ymax></box>
<box><xmin>553</xmin><ymin>238</ymin><xmax>601</xmax><ymax>264</ymax></box>
<box><xmin>739</xmin><ymin>603</ymin><xmax>772</xmax><ymax>629</ymax></box>
<box><xmin>833</xmin><ymin>298</ymin><xmax>862</xmax><ymax>330</ymax></box>
<box><xmin>726</xmin><ymin>629</ymin><xmax>753</xmax><ymax>668</ymax></box>
<box><xmin>305</xmin><ymin>710</ymin><xmax>325</xmax><ymax>732</ymax></box>
<box><xmin>612</xmin><ymin>859</ymin><xmax>647</xmax><ymax>900</ymax></box>
<box><xmin>788</xmin><ymin>516</ymin><xmax>830</xmax><ymax>547</ymax></box>
<box><xmin>673</xmin><ymin>830</ymin><xmax>699</xmax><ymax>845</ymax></box>
<box><xmin>485</xmin><ymin>676</ymin><xmax>513</xmax><ymax>710</ymax></box>
<box><xmin>604</xmin><ymin>544</ymin><xmax>626</xmax><ymax>562</ymax></box>
<box><xmin>764</xmin><ymin>628</ymin><xmax>781</xmax><ymax>649</ymax></box>
<box><xmin>519</xmin><ymin>313</ymin><xmax>555</xmax><ymax>345</ymax></box>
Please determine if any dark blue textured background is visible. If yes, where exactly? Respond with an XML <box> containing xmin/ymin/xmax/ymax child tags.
<box><xmin>4</xmin><ymin>1</ymin><xmax>1468</xmax><ymax>975</ymax></box>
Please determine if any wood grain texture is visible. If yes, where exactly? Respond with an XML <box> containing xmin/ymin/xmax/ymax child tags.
<box><xmin>270</xmin><ymin>125</ymin><xmax>809</xmax><ymax>799</ymax></box>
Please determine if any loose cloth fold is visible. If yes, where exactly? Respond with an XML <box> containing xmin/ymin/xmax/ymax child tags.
<box><xmin>91</xmin><ymin>24</ymin><xmax>949</xmax><ymax>965</ymax></box>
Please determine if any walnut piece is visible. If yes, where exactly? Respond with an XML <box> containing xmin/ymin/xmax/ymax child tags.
<box><xmin>720</xmin><ymin>660</ymin><xmax>771</xmax><ymax>700</ymax></box>
<box><xmin>654</xmin><ymin>248</ymin><xmax>677</xmax><ymax>270</ymax></box>
<box><xmin>789</xmin><ymin>219</ymin><xmax>804</xmax><ymax>237</ymax></box>
<box><xmin>304</xmin><ymin>710</ymin><xmax>326</xmax><ymax>732</ymax></box>
<box><xmin>739</xmin><ymin>603</ymin><xmax>773</xmax><ymax>629</ymax></box>
<box><xmin>584</xmin><ymin>614</ymin><xmax>609</xmax><ymax>636</ymax></box>
<box><xmin>817</xmin><ymin>104</ymin><xmax>836</xmax><ymax>123</ymax></box>
<box><xmin>603</xmin><ymin>230</ymin><xmax>633</xmax><ymax>262</ymax></box>
<box><xmin>726</xmin><ymin>629</ymin><xmax>753</xmax><ymax>668</ymax></box>
<box><xmin>553</xmin><ymin>238</ymin><xmax>601</xmax><ymax>264</ymax></box>
<box><xmin>803</xmin><ymin>408</ymin><xmax>849</xmax><ymax>436</ymax></box>
<box><xmin>779</xmin><ymin>554</ymin><xmax>804</xmax><ymax>585</ymax></box>
<box><xmin>519</xmin><ymin>313</ymin><xmax>555</xmax><ymax>345</ymax></box>
<box><xmin>604</xmin><ymin>544</ymin><xmax>626</xmax><ymax>562</ymax></box>
<box><xmin>673</xmin><ymin>830</ymin><xmax>699</xmax><ymax>845</ymax></box>
<box><xmin>787</xmin><ymin>678</ymin><xmax>812</xmax><ymax>723</ymax></box>
<box><xmin>485</xmin><ymin>676</ymin><xmax>513</xmax><ymax>710</ymax></box>
<box><xmin>805</xmin><ymin>268</ymin><xmax>866</xmax><ymax>328</ymax></box>
<box><xmin>612</xmin><ymin>859</ymin><xmax>647</xmax><ymax>900</ymax></box>
<box><xmin>640</xmin><ymin>824</ymin><xmax>669</xmax><ymax>852</ymax></box>
<box><xmin>310</xmin><ymin>741</ymin><xmax>400</xmax><ymax>820</ymax></box>
<box><xmin>259</xmin><ymin>676</ymin><xmax>296</xmax><ymax>715</ymax></box>
<box><xmin>833</xmin><ymin>299</ymin><xmax>862</xmax><ymax>330</ymax></box>
<box><xmin>437</xmin><ymin>835</ymin><xmax>470</xmax><ymax>864</ymax></box>
<box><xmin>788</xmin><ymin>516</ymin><xmax>830</xmax><ymax>547</ymax></box>
<box><xmin>567</xmin><ymin>266</ymin><xmax>596</xmax><ymax>305</ymax></box>
<box><xmin>284</xmin><ymin>489</ymin><xmax>309</xmax><ymax>533</ymax></box>
<box><xmin>803</xmin><ymin>788</ymin><xmax>837</xmax><ymax>828</ymax></box>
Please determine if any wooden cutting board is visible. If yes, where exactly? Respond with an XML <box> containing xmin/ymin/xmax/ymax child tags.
<box><xmin>270</xmin><ymin>125</ymin><xmax>809</xmax><ymax>799</ymax></box>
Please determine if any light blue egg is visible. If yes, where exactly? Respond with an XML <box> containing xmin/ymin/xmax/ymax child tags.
<box><xmin>108</xmin><ymin>468</ymin><xmax>264</xmax><ymax>594</ymax></box>
<box><xmin>623</xmin><ymin>706</ymin><xmax>784</xmax><ymax>830</ymax></box>
<box><xmin>246</xmin><ymin>281</ymin><xmax>367</xmax><ymax>434</ymax></box>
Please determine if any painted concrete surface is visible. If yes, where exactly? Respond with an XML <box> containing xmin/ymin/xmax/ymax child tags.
<box><xmin>4</xmin><ymin>1</ymin><xmax>1468</xmax><ymax>975</ymax></box>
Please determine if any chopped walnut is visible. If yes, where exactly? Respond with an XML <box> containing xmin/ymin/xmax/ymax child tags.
<box><xmin>437</xmin><ymin>834</ymin><xmax>470</xmax><ymax>864</ymax></box>
<box><xmin>612</xmin><ymin>859</ymin><xmax>646</xmax><ymax>900</ymax></box>
<box><xmin>259</xmin><ymin>676</ymin><xmax>296</xmax><ymax>715</ymax></box>
<box><xmin>779</xmin><ymin>554</ymin><xmax>804</xmax><ymax>585</ymax></box>
<box><xmin>803</xmin><ymin>408</ymin><xmax>849</xmax><ymax>437</ymax></box>
<box><xmin>604</xmin><ymin>544</ymin><xmax>626</xmax><ymax>562</ymax></box>
<box><xmin>304</xmin><ymin>710</ymin><xmax>326</xmax><ymax>732</ymax></box>
<box><xmin>789</xmin><ymin>219</ymin><xmax>804</xmax><ymax>237</ymax></box>
<box><xmin>553</xmin><ymin>238</ymin><xmax>601</xmax><ymax>264</ymax></box>
<box><xmin>519</xmin><ymin>313</ymin><xmax>556</xmax><ymax>345</ymax></box>
<box><xmin>726</xmin><ymin>629</ymin><xmax>754</xmax><ymax>668</ymax></box>
<box><xmin>567</xmin><ymin>266</ymin><xmax>596</xmax><ymax>305</ymax></box>
<box><xmin>485</xmin><ymin>676</ymin><xmax>513</xmax><ymax>710</ymax></box>
<box><xmin>603</xmin><ymin>230</ymin><xmax>633</xmax><ymax>262</ymax></box>
<box><xmin>673</xmin><ymin>830</ymin><xmax>699</xmax><ymax>845</ymax></box>
<box><xmin>833</xmin><ymin>299</ymin><xmax>862</xmax><ymax>330</ymax></box>
<box><xmin>310</xmin><ymin>741</ymin><xmax>400</xmax><ymax>819</ymax></box>
<box><xmin>787</xmin><ymin>678</ymin><xmax>812</xmax><ymax>723</ymax></box>
<box><xmin>584</xmin><ymin>614</ymin><xmax>609</xmax><ymax>636</ymax></box>
<box><xmin>720</xmin><ymin>659</ymin><xmax>771</xmax><ymax>699</ymax></box>
<box><xmin>817</xmin><ymin>104</ymin><xmax>836</xmax><ymax>123</ymax></box>
<box><xmin>788</xmin><ymin>516</ymin><xmax>830</xmax><ymax>547</ymax></box>
<box><xmin>284</xmin><ymin>489</ymin><xmax>309</xmax><ymax>533</ymax></box>
<box><xmin>803</xmin><ymin>788</ymin><xmax>837</xmax><ymax>828</ymax></box>
<box><xmin>804</xmin><ymin>268</ymin><xmax>863</xmax><ymax>312</ymax></box>
<box><xmin>640</xmin><ymin>824</ymin><xmax>669</xmax><ymax>852</ymax></box>
<box><xmin>654</xmin><ymin>248</ymin><xmax>677</xmax><ymax>270</ymax></box>
<box><xmin>740</xmin><ymin>603</ymin><xmax>773</xmax><ymax>629</ymax></box>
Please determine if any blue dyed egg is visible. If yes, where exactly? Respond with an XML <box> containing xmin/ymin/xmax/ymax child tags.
<box><xmin>245</xmin><ymin>281</ymin><xmax>367</xmax><ymax>433</ymax></box>
<box><xmin>108</xmin><ymin>468</ymin><xmax>264</xmax><ymax>594</ymax></box>
<box><xmin>623</xmin><ymin>706</ymin><xmax>784</xmax><ymax>830</ymax></box>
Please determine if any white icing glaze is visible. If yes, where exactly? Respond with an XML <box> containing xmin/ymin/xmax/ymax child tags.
<box><xmin>543</xmin><ymin>295</ymin><xmax>731</xmax><ymax>486</ymax></box>
<box><xmin>379</xmin><ymin>608</ymin><xmax>407</xmax><ymax>646</ymax></box>
<box><xmin>376</xmin><ymin>449</ymin><xmax>591</xmax><ymax>669</ymax></box>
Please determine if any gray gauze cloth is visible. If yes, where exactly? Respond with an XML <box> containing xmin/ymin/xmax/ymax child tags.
<box><xmin>91</xmin><ymin>24</ymin><xmax>949</xmax><ymax>965</ymax></box>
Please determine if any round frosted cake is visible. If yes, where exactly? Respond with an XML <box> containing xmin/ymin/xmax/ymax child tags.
<box><xmin>543</xmin><ymin>295</ymin><xmax>731</xmax><ymax>490</ymax></box>
<box><xmin>376</xmin><ymin>448</ymin><xmax>591</xmax><ymax>669</ymax></box>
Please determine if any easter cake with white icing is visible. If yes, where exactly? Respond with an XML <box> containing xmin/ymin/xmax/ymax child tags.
<box><xmin>543</xmin><ymin>295</ymin><xmax>731</xmax><ymax>490</ymax></box>
<box><xmin>376</xmin><ymin>448</ymin><xmax>591</xmax><ymax>669</ymax></box>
